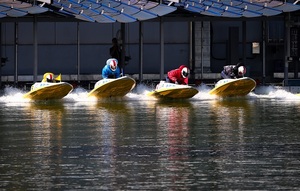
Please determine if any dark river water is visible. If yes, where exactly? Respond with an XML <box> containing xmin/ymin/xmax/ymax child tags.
<box><xmin>1</xmin><ymin>85</ymin><xmax>300</xmax><ymax>190</ymax></box>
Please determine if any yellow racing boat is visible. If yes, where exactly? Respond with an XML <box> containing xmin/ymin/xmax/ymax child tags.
<box><xmin>209</xmin><ymin>77</ymin><xmax>256</xmax><ymax>97</ymax></box>
<box><xmin>23</xmin><ymin>73</ymin><xmax>73</xmax><ymax>100</ymax></box>
<box><xmin>88</xmin><ymin>76</ymin><xmax>136</xmax><ymax>98</ymax></box>
<box><xmin>147</xmin><ymin>81</ymin><xmax>199</xmax><ymax>99</ymax></box>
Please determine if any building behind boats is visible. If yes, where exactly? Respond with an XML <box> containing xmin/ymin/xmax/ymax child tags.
<box><xmin>1</xmin><ymin>2</ymin><xmax>300</xmax><ymax>89</ymax></box>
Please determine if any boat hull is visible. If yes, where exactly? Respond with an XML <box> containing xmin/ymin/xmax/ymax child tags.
<box><xmin>23</xmin><ymin>82</ymin><xmax>73</xmax><ymax>100</ymax></box>
<box><xmin>88</xmin><ymin>76</ymin><xmax>136</xmax><ymax>98</ymax></box>
<box><xmin>209</xmin><ymin>77</ymin><xmax>256</xmax><ymax>97</ymax></box>
<box><xmin>147</xmin><ymin>82</ymin><xmax>198</xmax><ymax>99</ymax></box>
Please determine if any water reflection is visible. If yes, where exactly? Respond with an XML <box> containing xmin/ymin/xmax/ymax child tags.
<box><xmin>0</xmin><ymin>101</ymin><xmax>67</xmax><ymax>189</ymax></box>
<box><xmin>27</xmin><ymin>102</ymin><xmax>65</xmax><ymax>148</ymax></box>
<box><xmin>207</xmin><ymin>99</ymin><xmax>253</xmax><ymax>183</ymax></box>
<box><xmin>209</xmin><ymin>98</ymin><xmax>254</xmax><ymax>155</ymax></box>
<box><xmin>155</xmin><ymin>101</ymin><xmax>192</xmax><ymax>159</ymax></box>
<box><xmin>210</xmin><ymin>98</ymin><xmax>254</xmax><ymax>129</ymax></box>
<box><xmin>154</xmin><ymin>101</ymin><xmax>194</xmax><ymax>189</ymax></box>
<box><xmin>97</xmin><ymin>101</ymin><xmax>134</xmax><ymax>178</ymax></box>
<box><xmin>29</xmin><ymin>102</ymin><xmax>65</xmax><ymax>188</ymax></box>
<box><xmin>1</xmin><ymin>98</ymin><xmax>300</xmax><ymax>190</ymax></box>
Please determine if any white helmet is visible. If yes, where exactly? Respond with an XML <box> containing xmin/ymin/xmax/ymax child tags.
<box><xmin>107</xmin><ymin>58</ymin><xmax>118</xmax><ymax>71</ymax></box>
<box><xmin>181</xmin><ymin>67</ymin><xmax>189</xmax><ymax>78</ymax></box>
<box><xmin>46</xmin><ymin>73</ymin><xmax>53</xmax><ymax>82</ymax></box>
<box><xmin>238</xmin><ymin>66</ymin><xmax>246</xmax><ymax>76</ymax></box>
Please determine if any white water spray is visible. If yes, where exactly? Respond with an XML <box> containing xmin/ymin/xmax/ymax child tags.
<box><xmin>1</xmin><ymin>84</ymin><xmax>300</xmax><ymax>104</ymax></box>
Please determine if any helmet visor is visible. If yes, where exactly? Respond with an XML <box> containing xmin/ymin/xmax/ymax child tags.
<box><xmin>181</xmin><ymin>67</ymin><xmax>190</xmax><ymax>78</ymax></box>
<box><xmin>183</xmin><ymin>71</ymin><xmax>189</xmax><ymax>78</ymax></box>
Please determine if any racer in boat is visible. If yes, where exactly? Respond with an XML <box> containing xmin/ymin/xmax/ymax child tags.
<box><xmin>221</xmin><ymin>62</ymin><xmax>246</xmax><ymax>79</ymax></box>
<box><xmin>102</xmin><ymin>58</ymin><xmax>121</xmax><ymax>79</ymax></box>
<box><xmin>166</xmin><ymin>65</ymin><xmax>190</xmax><ymax>85</ymax></box>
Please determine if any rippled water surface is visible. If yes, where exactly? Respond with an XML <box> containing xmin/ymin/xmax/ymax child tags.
<box><xmin>1</xmin><ymin>85</ymin><xmax>300</xmax><ymax>190</ymax></box>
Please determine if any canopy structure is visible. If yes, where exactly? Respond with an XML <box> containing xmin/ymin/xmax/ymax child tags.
<box><xmin>0</xmin><ymin>0</ymin><xmax>49</xmax><ymax>17</ymax></box>
<box><xmin>0</xmin><ymin>0</ymin><xmax>177</xmax><ymax>22</ymax></box>
<box><xmin>0</xmin><ymin>0</ymin><xmax>299</xmax><ymax>21</ymax></box>
<box><xmin>178</xmin><ymin>0</ymin><xmax>300</xmax><ymax>18</ymax></box>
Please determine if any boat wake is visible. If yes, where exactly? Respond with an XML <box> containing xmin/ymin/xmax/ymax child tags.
<box><xmin>1</xmin><ymin>84</ymin><xmax>300</xmax><ymax>104</ymax></box>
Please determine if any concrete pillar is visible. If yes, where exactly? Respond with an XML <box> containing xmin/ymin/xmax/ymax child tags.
<box><xmin>194</xmin><ymin>21</ymin><xmax>211</xmax><ymax>74</ymax></box>
<box><xmin>228</xmin><ymin>27</ymin><xmax>239</xmax><ymax>65</ymax></box>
